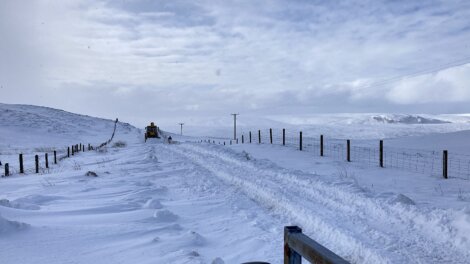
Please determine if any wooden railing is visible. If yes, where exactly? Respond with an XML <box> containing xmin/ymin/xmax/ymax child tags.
<box><xmin>284</xmin><ymin>226</ymin><xmax>349</xmax><ymax>264</ymax></box>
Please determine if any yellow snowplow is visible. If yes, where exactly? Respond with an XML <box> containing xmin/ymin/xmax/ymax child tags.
<box><xmin>145</xmin><ymin>122</ymin><xmax>160</xmax><ymax>141</ymax></box>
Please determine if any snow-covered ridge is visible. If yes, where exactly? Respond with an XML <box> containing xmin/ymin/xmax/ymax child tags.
<box><xmin>268</xmin><ymin>113</ymin><xmax>470</xmax><ymax>125</ymax></box>
<box><xmin>173</xmin><ymin>113</ymin><xmax>470</xmax><ymax>139</ymax></box>
<box><xmin>370</xmin><ymin>114</ymin><xmax>450</xmax><ymax>124</ymax></box>
<box><xmin>0</xmin><ymin>103</ymin><xmax>140</xmax><ymax>150</ymax></box>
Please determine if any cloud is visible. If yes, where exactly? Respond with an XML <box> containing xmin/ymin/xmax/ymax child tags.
<box><xmin>1</xmin><ymin>0</ymin><xmax>470</xmax><ymax>127</ymax></box>
<box><xmin>387</xmin><ymin>64</ymin><xmax>470</xmax><ymax>104</ymax></box>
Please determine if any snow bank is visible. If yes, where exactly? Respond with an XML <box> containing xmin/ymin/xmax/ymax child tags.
<box><xmin>0</xmin><ymin>214</ymin><xmax>28</xmax><ymax>234</ymax></box>
<box><xmin>153</xmin><ymin>209</ymin><xmax>178</xmax><ymax>222</ymax></box>
<box><xmin>0</xmin><ymin>199</ymin><xmax>40</xmax><ymax>210</ymax></box>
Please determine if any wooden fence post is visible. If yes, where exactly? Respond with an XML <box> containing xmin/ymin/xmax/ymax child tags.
<box><xmin>72</xmin><ymin>145</ymin><xmax>75</xmax><ymax>156</ymax></box>
<box><xmin>284</xmin><ymin>226</ymin><xmax>302</xmax><ymax>264</ymax></box>
<box><xmin>236</xmin><ymin>139</ymin><xmax>238</xmax><ymax>144</ymax></box>
<box><xmin>299</xmin><ymin>131</ymin><xmax>303</xmax><ymax>151</ymax></box>
<box><xmin>80</xmin><ymin>143</ymin><xmax>82</xmax><ymax>151</ymax></box>
<box><xmin>4</xmin><ymin>163</ymin><xmax>9</xmax><ymax>177</ymax></box>
<box><xmin>258</xmin><ymin>130</ymin><xmax>261</xmax><ymax>144</ymax></box>
<box><xmin>347</xmin><ymin>140</ymin><xmax>351</xmax><ymax>162</ymax></box>
<box><xmin>320</xmin><ymin>135</ymin><xmax>324</xmax><ymax>157</ymax></box>
<box><xmin>249</xmin><ymin>131</ymin><xmax>252</xmax><ymax>143</ymax></box>
<box><xmin>224</xmin><ymin>141</ymin><xmax>226</xmax><ymax>145</ymax></box>
<box><xmin>230</xmin><ymin>140</ymin><xmax>232</xmax><ymax>145</ymax></box>
<box><xmin>242</xmin><ymin>135</ymin><xmax>244</xmax><ymax>144</ymax></box>
<box><xmin>443</xmin><ymin>150</ymin><xmax>448</xmax><ymax>179</ymax></box>
<box><xmin>19</xmin><ymin>154</ymin><xmax>24</xmax><ymax>174</ymax></box>
<box><xmin>35</xmin><ymin>155</ymin><xmax>39</xmax><ymax>173</ymax></box>
<box><xmin>270</xmin><ymin>128</ymin><xmax>273</xmax><ymax>144</ymax></box>
<box><xmin>284</xmin><ymin>225</ymin><xmax>349</xmax><ymax>264</ymax></box>
<box><xmin>45</xmin><ymin>153</ymin><xmax>49</xmax><ymax>169</ymax></box>
<box><xmin>68</xmin><ymin>147</ymin><xmax>70</xmax><ymax>157</ymax></box>
<box><xmin>54</xmin><ymin>151</ymin><xmax>57</xmax><ymax>164</ymax></box>
<box><xmin>380</xmin><ymin>140</ymin><xmax>384</xmax><ymax>168</ymax></box>
<box><xmin>283</xmin><ymin>128</ymin><xmax>286</xmax><ymax>146</ymax></box>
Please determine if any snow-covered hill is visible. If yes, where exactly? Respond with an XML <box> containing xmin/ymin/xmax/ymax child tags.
<box><xmin>0</xmin><ymin>103</ymin><xmax>140</xmax><ymax>151</ymax></box>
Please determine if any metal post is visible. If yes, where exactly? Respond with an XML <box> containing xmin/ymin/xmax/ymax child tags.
<box><xmin>270</xmin><ymin>128</ymin><xmax>273</xmax><ymax>144</ymax></box>
<box><xmin>54</xmin><ymin>150</ymin><xmax>57</xmax><ymax>164</ymax></box>
<box><xmin>4</xmin><ymin>163</ymin><xmax>9</xmax><ymax>177</ymax></box>
<box><xmin>258</xmin><ymin>130</ymin><xmax>261</xmax><ymax>144</ymax></box>
<box><xmin>284</xmin><ymin>226</ymin><xmax>302</xmax><ymax>264</ymax></box>
<box><xmin>19</xmin><ymin>154</ymin><xmax>24</xmax><ymax>174</ymax></box>
<box><xmin>68</xmin><ymin>147</ymin><xmax>70</xmax><ymax>157</ymax></box>
<box><xmin>249</xmin><ymin>131</ymin><xmax>252</xmax><ymax>143</ymax></box>
<box><xmin>242</xmin><ymin>135</ymin><xmax>244</xmax><ymax>144</ymax></box>
<box><xmin>231</xmin><ymin>113</ymin><xmax>239</xmax><ymax>140</ymax></box>
<box><xmin>347</xmin><ymin>140</ymin><xmax>351</xmax><ymax>162</ymax></box>
<box><xmin>35</xmin><ymin>155</ymin><xmax>39</xmax><ymax>173</ymax></box>
<box><xmin>380</xmin><ymin>140</ymin><xmax>384</xmax><ymax>168</ymax></box>
<box><xmin>45</xmin><ymin>153</ymin><xmax>49</xmax><ymax>168</ymax></box>
<box><xmin>178</xmin><ymin>123</ymin><xmax>184</xmax><ymax>135</ymax></box>
<box><xmin>283</xmin><ymin>128</ymin><xmax>286</xmax><ymax>146</ymax></box>
<box><xmin>320</xmin><ymin>135</ymin><xmax>324</xmax><ymax>157</ymax></box>
<box><xmin>443</xmin><ymin>150</ymin><xmax>448</xmax><ymax>179</ymax></box>
<box><xmin>299</xmin><ymin>131</ymin><xmax>303</xmax><ymax>151</ymax></box>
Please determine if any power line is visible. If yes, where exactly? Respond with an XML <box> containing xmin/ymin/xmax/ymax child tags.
<box><xmin>358</xmin><ymin>55</ymin><xmax>470</xmax><ymax>90</ymax></box>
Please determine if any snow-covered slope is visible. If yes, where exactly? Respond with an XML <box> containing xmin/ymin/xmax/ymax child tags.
<box><xmin>0</xmin><ymin>103</ymin><xmax>140</xmax><ymax>151</ymax></box>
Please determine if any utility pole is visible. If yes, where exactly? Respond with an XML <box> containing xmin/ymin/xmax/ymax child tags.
<box><xmin>178</xmin><ymin>123</ymin><xmax>184</xmax><ymax>135</ymax></box>
<box><xmin>231</xmin><ymin>113</ymin><xmax>239</xmax><ymax>140</ymax></box>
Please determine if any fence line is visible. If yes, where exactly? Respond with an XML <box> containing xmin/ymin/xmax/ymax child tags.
<box><xmin>201</xmin><ymin>128</ymin><xmax>470</xmax><ymax>180</ymax></box>
<box><xmin>1</xmin><ymin>118</ymin><xmax>119</xmax><ymax>178</ymax></box>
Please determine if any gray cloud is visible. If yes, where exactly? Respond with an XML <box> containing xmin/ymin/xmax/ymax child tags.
<box><xmin>1</xmin><ymin>0</ymin><xmax>470</xmax><ymax>128</ymax></box>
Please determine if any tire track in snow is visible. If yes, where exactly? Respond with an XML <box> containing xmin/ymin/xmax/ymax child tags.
<box><xmin>182</xmin><ymin>144</ymin><xmax>470</xmax><ymax>260</ymax></box>
<box><xmin>164</xmin><ymin>144</ymin><xmax>387</xmax><ymax>263</ymax></box>
<box><xmin>163</xmin><ymin>143</ymin><xmax>469</xmax><ymax>264</ymax></box>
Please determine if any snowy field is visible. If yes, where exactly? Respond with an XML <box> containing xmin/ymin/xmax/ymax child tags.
<box><xmin>1</xmin><ymin>103</ymin><xmax>470</xmax><ymax>263</ymax></box>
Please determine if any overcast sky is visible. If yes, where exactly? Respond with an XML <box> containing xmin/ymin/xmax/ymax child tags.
<box><xmin>1</xmin><ymin>0</ymin><xmax>470</xmax><ymax>128</ymax></box>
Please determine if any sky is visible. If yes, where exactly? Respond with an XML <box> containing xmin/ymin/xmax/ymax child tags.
<box><xmin>1</xmin><ymin>0</ymin><xmax>470</xmax><ymax>129</ymax></box>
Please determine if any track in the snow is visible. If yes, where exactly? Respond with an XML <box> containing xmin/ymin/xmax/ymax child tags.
<box><xmin>161</xmin><ymin>142</ymin><xmax>470</xmax><ymax>264</ymax></box>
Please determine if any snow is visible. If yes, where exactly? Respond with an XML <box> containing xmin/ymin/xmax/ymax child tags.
<box><xmin>1</xmin><ymin>103</ymin><xmax>470</xmax><ymax>263</ymax></box>
<box><xmin>173</xmin><ymin>113</ymin><xmax>470</xmax><ymax>140</ymax></box>
<box><xmin>0</xmin><ymin>214</ymin><xmax>29</xmax><ymax>234</ymax></box>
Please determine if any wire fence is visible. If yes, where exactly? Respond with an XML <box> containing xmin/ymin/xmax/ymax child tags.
<box><xmin>201</xmin><ymin>128</ymin><xmax>470</xmax><ymax>180</ymax></box>
<box><xmin>1</xmin><ymin>118</ymin><xmax>120</xmax><ymax>178</ymax></box>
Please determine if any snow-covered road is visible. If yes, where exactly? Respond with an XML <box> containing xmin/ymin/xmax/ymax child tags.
<box><xmin>2</xmin><ymin>137</ymin><xmax>470</xmax><ymax>263</ymax></box>
<box><xmin>168</xmin><ymin>142</ymin><xmax>470</xmax><ymax>263</ymax></box>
